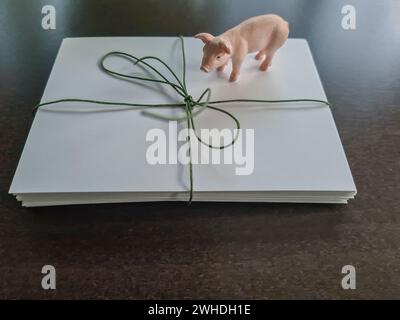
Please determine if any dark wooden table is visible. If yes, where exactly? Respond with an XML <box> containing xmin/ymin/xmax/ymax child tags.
<box><xmin>1</xmin><ymin>0</ymin><xmax>399</xmax><ymax>299</ymax></box>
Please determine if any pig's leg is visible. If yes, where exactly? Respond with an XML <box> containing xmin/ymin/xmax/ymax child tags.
<box><xmin>217</xmin><ymin>62</ymin><xmax>228</xmax><ymax>72</ymax></box>
<box><xmin>229</xmin><ymin>57</ymin><xmax>244</xmax><ymax>81</ymax></box>
<box><xmin>259</xmin><ymin>51</ymin><xmax>275</xmax><ymax>71</ymax></box>
<box><xmin>230</xmin><ymin>46</ymin><xmax>247</xmax><ymax>82</ymax></box>
<box><xmin>259</xmin><ymin>26</ymin><xmax>288</xmax><ymax>71</ymax></box>
<box><xmin>255</xmin><ymin>49</ymin><xmax>267</xmax><ymax>61</ymax></box>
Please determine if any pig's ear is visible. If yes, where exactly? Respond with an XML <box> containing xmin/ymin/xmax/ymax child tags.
<box><xmin>219</xmin><ymin>39</ymin><xmax>232</xmax><ymax>54</ymax></box>
<box><xmin>194</xmin><ymin>33</ymin><xmax>214</xmax><ymax>44</ymax></box>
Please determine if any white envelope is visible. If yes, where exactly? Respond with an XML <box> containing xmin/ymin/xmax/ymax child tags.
<box><xmin>9</xmin><ymin>37</ymin><xmax>356</xmax><ymax>206</ymax></box>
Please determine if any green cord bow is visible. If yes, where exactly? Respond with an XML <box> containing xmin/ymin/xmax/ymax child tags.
<box><xmin>33</xmin><ymin>36</ymin><xmax>332</xmax><ymax>204</ymax></box>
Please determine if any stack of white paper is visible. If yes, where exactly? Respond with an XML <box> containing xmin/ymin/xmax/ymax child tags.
<box><xmin>9</xmin><ymin>37</ymin><xmax>356</xmax><ymax>206</ymax></box>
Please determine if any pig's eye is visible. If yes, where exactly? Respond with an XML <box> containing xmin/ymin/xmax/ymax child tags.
<box><xmin>216</xmin><ymin>55</ymin><xmax>221</xmax><ymax>60</ymax></box>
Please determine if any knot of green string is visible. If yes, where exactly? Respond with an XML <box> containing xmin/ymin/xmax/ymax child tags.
<box><xmin>33</xmin><ymin>36</ymin><xmax>332</xmax><ymax>204</ymax></box>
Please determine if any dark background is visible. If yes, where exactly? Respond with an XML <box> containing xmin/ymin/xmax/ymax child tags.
<box><xmin>0</xmin><ymin>0</ymin><xmax>399</xmax><ymax>299</ymax></box>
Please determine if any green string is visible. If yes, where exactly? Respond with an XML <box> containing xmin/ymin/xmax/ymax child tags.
<box><xmin>33</xmin><ymin>35</ymin><xmax>332</xmax><ymax>204</ymax></box>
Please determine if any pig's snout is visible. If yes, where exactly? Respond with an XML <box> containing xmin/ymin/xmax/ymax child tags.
<box><xmin>200</xmin><ymin>65</ymin><xmax>210</xmax><ymax>73</ymax></box>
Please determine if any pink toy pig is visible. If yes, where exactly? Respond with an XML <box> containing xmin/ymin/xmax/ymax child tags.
<box><xmin>195</xmin><ymin>14</ymin><xmax>289</xmax><ymax>82</ymax></box>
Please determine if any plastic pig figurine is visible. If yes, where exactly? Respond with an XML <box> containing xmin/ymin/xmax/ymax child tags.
<box><xmin>195</xmin><ymin>14</ymin><xmax>289</xmax><ymax>82</ymax></box>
